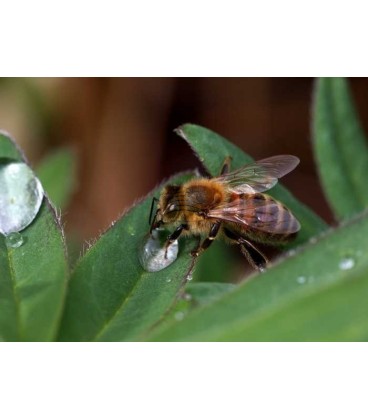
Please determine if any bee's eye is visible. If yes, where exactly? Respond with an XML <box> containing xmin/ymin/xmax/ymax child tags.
<box><xmin>168</xmin><ymin>204</ymin><xmax>177</xmax><ymax>212</ymax></box>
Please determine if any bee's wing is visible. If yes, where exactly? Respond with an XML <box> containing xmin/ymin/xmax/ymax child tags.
<box><xmin>208</xmin><ymin>194</ymin><xmax>300</xmax><ymax>234</ymax></box>
<box><xmin>214</xmin><ymin>155</ymin><xmax>299</xmax><ymax>193</ymax></box>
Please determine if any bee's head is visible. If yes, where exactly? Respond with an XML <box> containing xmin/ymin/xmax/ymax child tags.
<box><xmin>149</xmin><ymin>185</ymin><xmax>181</xmax><ymax>233</ymax></box>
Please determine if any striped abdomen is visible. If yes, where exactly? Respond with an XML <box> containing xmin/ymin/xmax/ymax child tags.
<box><xmin>209</xmin><ymin>192</ymin><xmax>300</xmax><ymax>243</ymax></box>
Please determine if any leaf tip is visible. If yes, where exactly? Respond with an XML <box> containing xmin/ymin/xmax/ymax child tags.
<box><xmin>173</xmin><ymin>124</ymin><xmax>189</xmax><ymax>140</ymax></box>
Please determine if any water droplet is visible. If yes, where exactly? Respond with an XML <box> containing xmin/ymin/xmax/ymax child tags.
<box><xmin>0</xmin><ymin>162</ymin><xmax>44</xmax><ymax>235</ymax></box>
<box><xmin>297</xmin><ymin>276</ymin><xmax>306</xmax><ymax>284</ymax></box>
<box><xmin>183</xmin><ymin>293</ymin><xmax>192</xmax><ymax>301</ymax></box>
<box><xmin>139</xmin><ymin>229</ymin><xmax>178</xmax><ymax>272</ymax></box>
<box><xmin>339</xmin><ymin>257</ymin><xmax>355</xmax><ymax>271</ymax></box>
<box><xmin>287</xmin><ymin>249</ymin><xmax>296</xmax><ymax>257</ymax></box>
<box><xmin>186</xmin><ymin>273</ymin><xmax>193</xmax><ymax>281</ymax></box>
<box><xmin>166</xmin><ymin>278</ymin><xmax>172</xmax><ymax>283</ymax></box>
<box><xmin>174</xmin><ymin>312</ymin><xmax>185</xmax><ymax>321</ymax></box>
<box><xmin>126</xmin><ymin>225</ymin><xmax>136</xmax><ymax>236</ymax></box>
<box><xmin>5</xmin><ymin>232</ymin><xmax>24</xmax><ymax>248</ymax></box>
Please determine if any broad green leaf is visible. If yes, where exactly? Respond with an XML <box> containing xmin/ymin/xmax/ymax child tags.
<box><xmin>186</xmin><ymin>282</ymin><xmax>236</xmax><ymax>305</ymax></box>
<box><xmin>58</xmin><ymin>173</ymin><xmax>198</xmax><ymax>342</ymax></box>
<box><xmin>313</xmin><ymin>77</ymin><xmax>368</xmax><ymax>220</ymax></box>
<box><xmin>36</xmin><ymin>148</ymin><xmax>76</xmax><ymax>210</ymax></box>
<box><xmin>148</xmin><ymin>282</ymin><xmax>237</xmax><ymax>335</ymax></box>
<box><xmin>219</xmin><ymin>268</ymin><xmax>368</xmax><ymax>341</ymax></box>
<box><xmin>0</xmin><ymin>132</ymin><xmax>68</xmax><ymax>341</ymax></box>
<box><xmin>175</xmin><ymin>124</ymin><xmax>328</xmax><ymax>246</ymax></box>
<box><xmin>148</xmin><ymin>211</ymin><xmax>368</xmax><ymax>341</ymax></box>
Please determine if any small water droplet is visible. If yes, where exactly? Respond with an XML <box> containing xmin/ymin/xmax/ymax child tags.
<box><xmin>186</xmin><ymin>273</ymin><xmax>193</xmax><ymax>281</ymax></box>
<box><xmin>287</xmin><ymin>249</ymin><xmax>296</xmax><ymax>257</ymax></box>
<box><xmin>5</xmin><ymin>232</ymin><xmax>24</xmax><ymax>248</ymax></box>
<box><xmin>166</xmin><ymin>278</ymin><xmax>172</xmax><ymax>283</ymax></box>
<box><xmin>339</xmin><ymin>257</ymin><xmax>355</xmax><ymax>271</ymax></box>
<box><xmin>174</xmin><ymin>312</ymin><xmax>185</xmax><ymax>321</ymax></box>
<box><xmin>183</xmin><ymin>293</ymin><xmax>192</xmax><ymax>301</ymax></box>
<box><xmin>297</xmin><ymin>276</ymin><xmax>306</xmax><ymax>284</ymax></box>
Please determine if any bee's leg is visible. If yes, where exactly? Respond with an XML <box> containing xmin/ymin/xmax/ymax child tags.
<box><xmin>223</xmin><ymin>228</ymin><xmax>268</xmax><ymax>271</ymax></box>
<box><xmin>220</xmin><ymin>156</ymin><xmax>233</xmax><ymax>175</ymax></box>
<box><xmin>239</xmin><ymin>241</ymin><xmax>268</xmax><ymax>272</ymax></box>
<box><xmin>191</xmin><ymin>222</ymin><xmax>221</xmax><ymax>258</ymax></box>
<box><xmin>182</xmin><ymin>222</ymin><xmax>221</xmax><ymax>287</ymax></box>
<box><xmin>164</xmin><ymin>224</ymin><xmax>188</xmax><ymax>258</ymax></box>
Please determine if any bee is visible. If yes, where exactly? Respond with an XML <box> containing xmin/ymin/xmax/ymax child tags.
<box><xmin>148</xmin><ymin>155</ymin><xmax>300</xmax><ymax>271</ymax></box>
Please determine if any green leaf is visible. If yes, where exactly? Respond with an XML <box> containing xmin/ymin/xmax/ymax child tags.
<box><xmin>149</xmin><ymin>282</ymin><xmax>237</xmax><ymax>334</ymax></box>
<box><xmin>175</xmin><ymin>124</ymin><xmax>328</xmax><ymax>246</ymax></box>
<box><xmin>0</xmin><ymin>130</ymin><xmax>24</xmax><ymax>161</ymax></box>
<box><xmin>185</xmin><ymin>282</ymin><xmax>236</xmax><ymax>305</ymax></box>
<box><xmin>36</xmin><ymin>148</ymin><xmax>76</xmax><ymax>210</ymax></box>
<box><xmin>313</xmin><ymin>77</ymin><xmax>368</xmax><ymax>221</ymax></box>
<box><xmin>0</xmin><ymin>132</ymin><xmax>68</xmax><ymax>341</ymax></box>
<box><xmin>148</xmin><ymin>211</ymin><xmax>368</xmax><ymax>341</ymax></box>
<box><xmin>58</xmin><ymin>173</ymin><xmax>198</xmax><ymax>342</ymax></box>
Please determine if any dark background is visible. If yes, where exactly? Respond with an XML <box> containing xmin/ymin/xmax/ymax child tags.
<box><xmin>1</xmin><ymin>78</ymin><xmax>368</xmax><ymax>241</ymax></box>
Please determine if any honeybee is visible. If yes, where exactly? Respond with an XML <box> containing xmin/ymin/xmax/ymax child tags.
<box><xmin>149</xmin><ymin>155</ymin><xmax>300</xmax><ymax>271</ymax></box>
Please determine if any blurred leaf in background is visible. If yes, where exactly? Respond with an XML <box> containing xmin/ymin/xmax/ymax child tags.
<box><xmin>192</xmin><ymin>240</ymin><xmax>238</xmax><ymax>284</ymax></box>
<box><xmin>0</xmin><ymin>78</ymin><xmax>57</xmax><ymax>162</ymax></box>
<box><xmin>313</xmin><ymin>77</ymin><xmax>368</xmax><ymax>221</ymax></box>
<box><xmin>36</xmin><ymin>148</ymin><xmax>77</xmax><ymax>211</ymax></box>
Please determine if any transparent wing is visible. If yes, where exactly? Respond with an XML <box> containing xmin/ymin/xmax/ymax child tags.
<box><xmin>208</xmin><ymin>194</ymin><xmax>300</xmax><ymax>234</ymax></box>
<box><xmin>215</xmin><ymin>155</ymin><xmax>300</xmax><ymax>193</ymax></box>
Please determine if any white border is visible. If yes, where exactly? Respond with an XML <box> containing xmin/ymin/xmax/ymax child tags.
<box><xmin>1</xmin><ymin>1</ymin><xmax>367</xmax><ymax>75</ymax></box>
<box><xmin>0</xmin><ymin>343</ymin><xmax>366</xmax><ymax>419</ymax></box>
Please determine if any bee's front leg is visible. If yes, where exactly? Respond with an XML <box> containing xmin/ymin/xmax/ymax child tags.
<box><xmin>164</xmin><ymin>224</ymin><xmax>188</xmax><ymax>259</ymax></box>
<box><xmin>191</xmin><ymin>222</ymin><xmax>221</xmax><ymax>258</ymax></box>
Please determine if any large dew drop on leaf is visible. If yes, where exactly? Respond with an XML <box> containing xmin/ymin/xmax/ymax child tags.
<box><xmin>0</xmin><ymin>161</ymin><xmax>44</xmax><ymax>235</ymax></box>
<box><xmin>139</xmin><ymin>229</ymin><xmax>179</xmax><ymax>272</ymax></box>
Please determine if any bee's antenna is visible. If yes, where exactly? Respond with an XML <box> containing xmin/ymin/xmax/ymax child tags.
<box><xmin>149</xmin><ymin>197</ymin><xmax>158</xmax><ymax>226</ymax></box>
